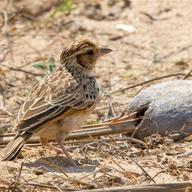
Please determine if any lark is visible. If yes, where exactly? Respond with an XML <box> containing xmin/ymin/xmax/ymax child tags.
<box><xmin>2</xmin><ymin>40</ymin><xmax>112</xmax><ymax>164</ymax></box>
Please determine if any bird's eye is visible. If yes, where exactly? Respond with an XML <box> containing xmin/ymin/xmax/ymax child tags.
<box><xmin>87</xmin><ymin>50</ymin><xmax>94</xmax><ymax>56</ymax></box>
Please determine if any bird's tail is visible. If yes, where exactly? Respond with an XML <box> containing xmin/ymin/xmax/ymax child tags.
<box><xmin>2</xmin><ymin>133</ymin><xmax>32</xmax><ymax>161</ymax></box>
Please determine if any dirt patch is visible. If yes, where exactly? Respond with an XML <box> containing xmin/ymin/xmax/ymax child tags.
<box><xmin>0</xmin><ymin>0</ymin><xmax>192</xmax><ymax>191</ymax></box>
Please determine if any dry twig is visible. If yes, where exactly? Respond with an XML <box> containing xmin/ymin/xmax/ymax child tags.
<box><xmin>0</xmin><ymin>63</ymin><xmax>44</xmax><ymax>76</ymax></box>
<box><xmin>76</xmin><ymin>182</ymin><xmax>192</xmax><ymax>192</ymax></box>
<box><xmin>0</xmin><ymin>116</ymin><xmax>137</xmax><ymax>145</ymax></box>
<box><xmin>110</xmin><ymin>73</ymin><xmax>191</xmax><ymax>95</ymax></box>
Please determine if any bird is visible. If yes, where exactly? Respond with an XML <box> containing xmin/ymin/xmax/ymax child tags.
<box><xmin>2</xmin><ymin>39</ymin><xmax>112</xmax><ymax>164</ymax></box>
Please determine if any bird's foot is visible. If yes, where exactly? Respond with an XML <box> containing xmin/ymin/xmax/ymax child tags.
<box><xmin>59</xmin><ymin>144</ymin><xmax>78</xmax><ymax>167</ymax></box>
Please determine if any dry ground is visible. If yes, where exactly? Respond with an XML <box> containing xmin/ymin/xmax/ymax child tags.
<box><xmin>0</xmin><ymin>0</ymin><xmax>192</xmax><ymax>191</ymax></box>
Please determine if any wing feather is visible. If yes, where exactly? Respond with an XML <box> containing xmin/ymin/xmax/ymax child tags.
<box><xmin>16</xmin><ymin>70</ymin><xmax>97</xmax><ymax>134</ymax></box>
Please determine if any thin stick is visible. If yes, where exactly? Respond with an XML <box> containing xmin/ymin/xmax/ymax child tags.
<box><xmin>50</xmin><ymin>182</ymin><xmax>65</xmax><ymax>192</ymax></box>
<box><xmin>110</xmin><ymin>157</ymin><xmax>136</xmax><ymax>179</ymax></box>
<box><xmin>76</xmin><ymin>182</ymin><xmax>192</xmax><ymax>192</ymax></box>
<box><xmin>16</xmin><ymin>162</ymin><xmax>24</xmax><ymax>181</ymax></box>
<box><xmin>128</xmin><ymin>156</ymin><xmax>155</xmax><ymax>183</ymax></box>
<box><xmin>110</xmin><ymin>73</ymin><xmax>191</xmax><ymax>95</ymax></box>
<box><xmin>0</xmin><ymin>64</ymin><xmax>43</xmax><ymax>76</ymax></box>
<box><xmin>182</xmin><ymin>58</ymin><xmax>192</xmax><ymax>79</ymax></box>
<box><xmin>151</xmin><ymin>170</ymin><xmax>165</xmax><ymax>180</ymax></box>
<box><xmin>0</xmin><ymin>119</ymin><xmax>136</xmax><ymax>145</ymax></box>
<box><xmin>0</xmin><ymin>137</ymin><xmax>132</xmax><ymax>149</ymax></box>
<box><xmin>16</xmin><ymin>181</ymin><xmax>58</xmax><ymax>190</ymax></box>
<box><xmin>183</xmin><ymin>69</ymin><xmax>192</xmax><ymax>79</ymax></box>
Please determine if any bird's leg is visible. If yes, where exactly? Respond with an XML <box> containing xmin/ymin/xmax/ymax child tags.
<box><xmin>59</xmin><ymin>143</ymin><xmax>72</xmax><ymax>159</ymax></box>
<box><xmin>40</xmin><ymin>137</ymin><xmax>63</xmax><ymax>153</ymax></box>
<box><xmin>56</xmin><ymin>133</ymin><xmax>77</xmax><ymax>166</ymax></box>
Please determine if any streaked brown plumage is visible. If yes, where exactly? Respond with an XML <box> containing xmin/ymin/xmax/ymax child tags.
<box><xmin>2</xmin><ymin>40</ymin><xmax>112</xmax><ymax>163</ymax></box>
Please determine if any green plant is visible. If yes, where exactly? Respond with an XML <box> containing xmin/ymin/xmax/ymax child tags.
<box><xmin>47</xmin><ymin>57</ymin><xmax>56</xmax><ymax>74</ymax></box>
<box><xmin>51</xmin><ymin>0</ymin><xmax>73</xmax><ymax>17</ymax></box>
<box><xmin>33</xmin><ymin>57</ymin><xmax>56</xmax><ymax>75</ymax></box>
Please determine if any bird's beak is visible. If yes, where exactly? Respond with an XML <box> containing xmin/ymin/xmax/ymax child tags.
<box><xmin>98</xmin><ymin>47</ymin><xmax>113</xmax><ymax>57</ymax></box>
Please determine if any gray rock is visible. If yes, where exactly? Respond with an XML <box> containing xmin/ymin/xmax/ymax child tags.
<box><xmin>128</xmin><ymin>80</ymin><xmax>192</xmax><ymax>140</ymax></box>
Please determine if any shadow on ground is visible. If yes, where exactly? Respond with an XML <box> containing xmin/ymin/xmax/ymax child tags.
<box><xmin>24</xmin><ymin>155</ymin><xmax>98</xmax><ymax>173</ymax></box>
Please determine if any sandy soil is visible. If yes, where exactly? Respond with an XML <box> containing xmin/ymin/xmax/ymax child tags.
<box><xmin>0</xmin><ymin>0</ymin><xmax>191</xmax><ymax>191</ymax></box>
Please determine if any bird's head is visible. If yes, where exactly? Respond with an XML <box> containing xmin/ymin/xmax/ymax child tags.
<box><xmin>60</xmin><ymin>40</ymin><xmax>112</xmax><ymax>71</ymax></box>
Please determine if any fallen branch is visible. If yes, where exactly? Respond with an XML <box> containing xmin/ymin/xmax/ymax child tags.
<box><xmin>0</xmin><ymin>64</ymin><xmax>43</xmax><ymax>76</ymax></box>
<box><xmin>0</xmin><ymin>116</ymin><xmax>137</xmax><ymax>145</ymax></box>
<box><xmin>76</xmin><ymin>182</ymin><xmax>192</xmax><ymax>192</ymax></box>
<box><xmin>110</xmin><ymin>73</ymin><xmax>192</xmax><ymax>95</ymax></box>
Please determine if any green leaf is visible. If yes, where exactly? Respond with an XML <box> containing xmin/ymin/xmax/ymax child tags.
<box><xmin>51</xmin><ymin>0</ymin><xmax>73</xmax><ymax>17</ymax></box>
<box><xmin>57</xmin><ymin>0</ymin><xmax>72</xmax><ymax>12</ymax></box>
<box><xmin>48</xmin><ymin>63</ymin><xmax>56</xmax><ymax>74</ymax></box>
<box><xmin>47</xmin><ymin>57</ymin><xmax>56</xmax><ymax>74</ymax></box>
<box><xmin>33</xmin><ymin>63</ymin><xmax>46</xmax><ymax>70</ymax></box>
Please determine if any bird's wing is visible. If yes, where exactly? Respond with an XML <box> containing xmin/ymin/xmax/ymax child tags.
<box><xmin>16</xmin><ymin>70</ymin><xmax>98</xmax><ymax>134</ymax></box>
